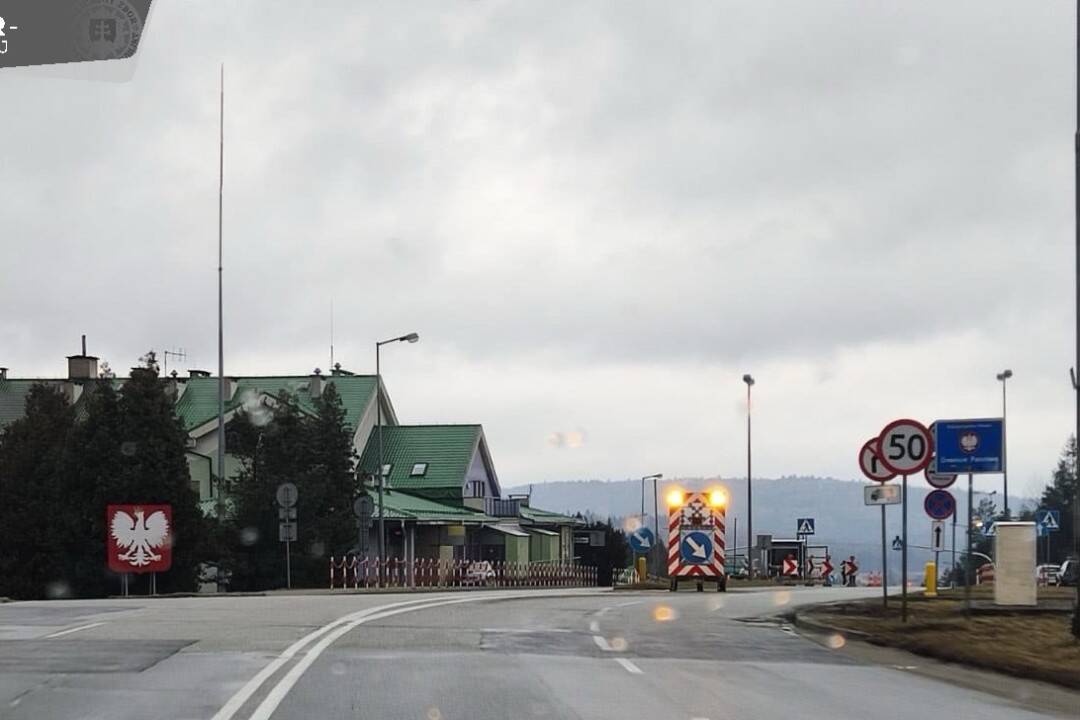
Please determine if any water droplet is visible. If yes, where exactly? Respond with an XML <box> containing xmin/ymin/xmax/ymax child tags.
<box><xmin>826</xmin><ymin>633</ymin><xmax>845</xmax><ymax>649</ymax></box>
<box><xmin>45</xmin><ymin>580</ymin><xmax>71</xmax><ymax>599</ymax></box>
<box><xmin>652</xmin><ymin>605</ymin><xmax>677</xmax><ymax>622</ymax></box>
<box><xmin>609</xmin><ymin>636</ymin><xmax>628</xmax><ymax>651</ymax></box>
<box><xmin>330</xmin><ymin>661</ymin><xmax>346</xmax><ymax>676</ymax></box>
<box><xmin>120</xmin><ymin>441</ymin><xmax>137</xmax><ymax>456</ymax></box>
<box><xmin>240</xmin><ymin>527</ymin><xmax>259</xmax><ymax>546</ymax></box>
<box><xmin>772</xmin><ymin>591</ymin><xmax>791</xmax><ymax>606</ymax></box>
<box><xmin>426</xmin><ymin>707</ymin><xmax>442</xmax><ymax>720</ymax></box>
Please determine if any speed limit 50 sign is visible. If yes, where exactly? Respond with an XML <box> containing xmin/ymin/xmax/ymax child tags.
<box><xmin>876</xmin><ymin>419</ymin><xmax>934</xmax><ymax>475</ymax></box>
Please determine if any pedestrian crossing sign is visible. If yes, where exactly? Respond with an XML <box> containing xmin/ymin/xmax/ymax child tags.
<box><xmin>796</xmin><ymin>518</ymin><xmax>815</xmax><ymax>535</ymax></box>
<box><xmin>1035</xmin><ymin>509</ymin><xmax>1060</xmax><ymax>532</ymax></box>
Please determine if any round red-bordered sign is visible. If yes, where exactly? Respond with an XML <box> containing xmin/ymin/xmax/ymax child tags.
<box><xmin>875</xmin><ymin>418</ymin><xmax>933</xmax><ymax>475</ymax></box>
<box><xmin>859</xmin><ymin>438</ymin><xmax>896</xmax><ymax>483</ymax></box>
<box><xmin>924</xmin><ymin>464</ymin><xmax>957</xmax><ymax>489</ymax></box>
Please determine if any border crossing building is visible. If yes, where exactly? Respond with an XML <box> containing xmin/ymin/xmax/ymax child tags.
<box><xmin>0</xmin><ymin>349</ymin><xmax>581</xmax><ymax>567</ymax></box>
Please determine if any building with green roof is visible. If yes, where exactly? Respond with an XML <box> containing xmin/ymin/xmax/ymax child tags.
<box><xmin>0</xmin><ymin>349</ymin><xmax>584</xmax><ymax>574</ymax></box>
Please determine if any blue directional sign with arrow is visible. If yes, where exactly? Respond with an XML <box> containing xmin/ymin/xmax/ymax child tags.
<box><xmin>628</xmin><ymin>526</ymin><xmax>655</xmax><ymax>555</ymax></box>
<box><xmin>680</xmin><ymin>530</ymin><xmax>713</xmax><ymax>565</ymax></box>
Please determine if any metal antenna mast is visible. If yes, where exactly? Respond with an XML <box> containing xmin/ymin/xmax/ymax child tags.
<box><xmin>216</xmin><ymin>64</ymin><xmax>226</xmax><ymax>520</ymax></box>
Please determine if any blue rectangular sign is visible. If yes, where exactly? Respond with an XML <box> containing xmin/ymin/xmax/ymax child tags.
<box><xmin>932</xmin><ymin>418</ymin><xmax>1004</xmax><ymax>474</ymax></box>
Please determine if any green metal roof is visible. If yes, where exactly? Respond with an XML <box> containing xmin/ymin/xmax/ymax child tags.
<box><xmin>174</xmin><ymin>375</ymin><xmax>377</xmax><ymax>433</ymax></box>
<box><xmin>520</xmin><ymin>506</ymin><xmax>584</xmax><ymax>526</ymax></box>
<box><xmin>358</xmin><ymin>424</ymin><xmax>482</xmax><ymax>490</ymax></box>
<box><xmin>366</xmin><ymin>489</ymin><xmax>495</xmax><ymax>523</ymax></box>
<box><xmin>0</xmin><ymin>378</ymin><xmax>124</xmax><ymax>429</ymax></box>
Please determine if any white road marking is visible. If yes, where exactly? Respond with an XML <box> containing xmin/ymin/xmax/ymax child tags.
<box><xmin>592</xmin><ymin>634</ymin><xmax>613</xmax><ymax>651</ymax></box>
<box><xmin>614</xmin><ymin>658</ymin><xmax>642</xmax><ymax>674</ymax></box>
<box><xmin>44</xmin><ymin>622</ymin><xmax>105</xmax><ymax>638</ymax></box>
<box><xmin>211</xmin><ymin>596</ymin><xmax>464</xmax><ymax>720</ymax></box>
<box><xmin>247</xmin><ymin>597</ymin><xmax>493</xmax><ymax>720</ymax></box>
<box><xmin>588</xmin><ymin>620</ymin><xmax>600</xmax><ymax>633</ymax></box>
<box><xmin>215</xmin><ymin>589</ymin><xmax>606</xmax><ymax>720</ymax></box>
<box><xmin>614</xmin><ymin>600</ymin><xmax>643</xmax><ymax>607</ymax></box>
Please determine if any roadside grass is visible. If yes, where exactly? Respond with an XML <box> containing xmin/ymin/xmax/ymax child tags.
<box><xmin>801</xmin><ymin>587</ymin><xmax>1080</xmax><ymax>689</ymax></box>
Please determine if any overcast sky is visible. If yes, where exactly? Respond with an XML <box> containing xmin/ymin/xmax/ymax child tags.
<box><xmin>1</xmin><ymin>1</ymin><xmax>1075</xmax><ymax>501</ymax></box>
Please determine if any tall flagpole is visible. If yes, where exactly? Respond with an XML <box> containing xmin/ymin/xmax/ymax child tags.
<box><xmin>216</xmin><ymin>64</ymin><xmax>226</xmax><ymax>520</ymax></box>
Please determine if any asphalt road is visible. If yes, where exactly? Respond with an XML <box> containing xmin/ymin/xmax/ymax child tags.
<box><xmin>0</xmin><ymin>586</ymin><xmax>1075</xmax><ymax>720</ymax></box>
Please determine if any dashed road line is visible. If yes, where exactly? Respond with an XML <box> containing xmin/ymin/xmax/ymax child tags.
<box><xmin>592</xmin><ymin>634</ymin><xmax>613</xmax><ymax>651</ymax></box>
<box><xmin>614</xmin><ymin>658</ymin><xmax>643</xmax><ymax>674</ymax></box>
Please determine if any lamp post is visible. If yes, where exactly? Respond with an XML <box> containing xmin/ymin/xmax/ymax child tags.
<box><xmin>640</xmin><ymin>473</ymin><xmax>663</xmax><ymax>575</ymax></box>
<box><xmin>742</xmin><ymin>374</ymin><xmax>755</xmax><ymax>577</ymax></box>
<box><xmin>996</xmin><ymin>369</ymin><xmax>1012</xmax><ymax>518</ymax></box>
<box><xmin>376</xmin><ymin>332</ymin><xmax>419</xmax><ymax>586</ymax></box>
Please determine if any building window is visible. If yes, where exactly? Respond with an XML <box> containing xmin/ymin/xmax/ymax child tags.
<box><xmin>410</xmin><ymin>462</ymin><xmax>428</xmax><ymax>477</ymax></box>
<box><xmin>467</xmin><ymin>480</ymin><xmax>484</xmax><ymax>498</ymax></box>
<box><xmin>379</xmin><ymin>464</ymin><xmax>392</xmax><ymax>482</ymax></box>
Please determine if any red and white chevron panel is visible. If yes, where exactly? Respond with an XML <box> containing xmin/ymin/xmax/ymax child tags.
<box><xmin>667</xmin><ymin>492</ymin><xmax>726</xmax><ymax>578</ymax></box>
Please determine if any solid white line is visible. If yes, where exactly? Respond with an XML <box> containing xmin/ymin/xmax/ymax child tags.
<box><xmin>614</xmin><ymin>658</ymin><xmax>642</xmax><ymax>674</ymax></box>
<box><xmin>614</xmin><ymin>600</ymin><xmax>643</xmax><ymax>607</ymax></box>
<box><xmin>247</xmin><ymin>596</ymin><xmax>494</xmax><ymax>720</ymax></box>
<box><xmin>592</xmin><ymin>634</ymin><xmax>612</xmax><ymax>651</ymax></box>
<box><xmin>210</xmin><ymin>596</ymin><xmax>455</xmax><ymax>720</ymax></box>
<box><xmin>588</xmin><ymin>620</ymin><xmax>600</xmax><ymax>633</ymax></box>
<box><xmin>44</xmin><ymin>622</ymin><xmax>105</xmax><ymax>638</ymax></box>
<box><xmin>214</xmin><ymin>588</ymin><xmax>604</xmax><ymax>720</ymax></box>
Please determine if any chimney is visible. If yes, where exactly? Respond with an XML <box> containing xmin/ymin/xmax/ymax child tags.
<box><xmin>67</xmin><ymin>335</ymin><xmax>99</xmax><ymax>379</ymax></box>
<box><xmin>309</xmin><ymin>368</ymin><xmax>324</xmax><ymax>398</ymax></box>
<box><xmin>188</xmin><ymin>370</ymin><xmax>211</xmax><ymax>378</ymax></box>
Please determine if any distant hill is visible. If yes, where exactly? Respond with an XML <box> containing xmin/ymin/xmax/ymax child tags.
<box><xmin>507</xmin><ymin>476</ymin><xmax>1036</xmax><ymax>580</ymax></box>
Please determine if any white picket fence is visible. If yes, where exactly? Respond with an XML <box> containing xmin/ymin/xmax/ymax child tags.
<box><xmin>328</xmin><ymin>556</ymin><xmax>597</xmax><ymax>589</ymax></box>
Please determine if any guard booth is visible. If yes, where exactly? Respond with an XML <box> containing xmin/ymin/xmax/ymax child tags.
<box><xmin>765</xmin><ymin>538</ymin><xmax>806</xmax><ymax>578</ymax></box>
<box><xmin>665</xmin><ymin>489</ymin><xmax>728</xmax><ymax>592</ymax></box>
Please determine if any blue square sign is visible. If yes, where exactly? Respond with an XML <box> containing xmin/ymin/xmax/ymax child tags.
<box><xmin>932</xmin><ymin>419</ymin><xmax>1003</xmax><ymax>474</ymax></box>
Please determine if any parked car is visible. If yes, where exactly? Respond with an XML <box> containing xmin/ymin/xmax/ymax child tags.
<box><xmin>1036</xmin><ymin>564</ymin><xmax>1060</xmax><ymax>586</ymax></box>
<box><xmin>1058</xmin><ymin>558</ymin><xmax>1079</xmax><ymax>587</ymax></box>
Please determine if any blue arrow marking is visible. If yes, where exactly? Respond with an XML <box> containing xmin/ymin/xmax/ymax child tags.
<box><xmin>680</xmin><ymin>531</ymin><xmax>713</xmax><ymax>565</ymax></box>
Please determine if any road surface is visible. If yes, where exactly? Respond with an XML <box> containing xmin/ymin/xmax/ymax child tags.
<box><xmin>0</xmin><ymin>586</ymin><xmax>1074</xmax><ymax>719</ymax></box>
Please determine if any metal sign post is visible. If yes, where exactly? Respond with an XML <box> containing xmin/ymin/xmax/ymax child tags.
<box><xmin>902</xmin><ymin>473</ymin><xmax>908</xmax><ymax>620</ymax></box>
<box><xmin>276</xmin><ymin>483</ymin><xmax>299</xmax><ymax>590</ymax></box>
<box><xmin>876</xmin><ymin>418</ymin><xmax>933</xmax><ymax>623</ymax></box>
<box><xmin>859</xmin><ymin>438</ymin><xmax>898</xmax><ymax>607</ymax></box>
<box><xmin>965</xmin><ymin>472</ymin><xmax>973</xmax><ymax>615</ymax></box>
<box><xmin>881</xmin><ymin>504</ymin><xmax>888</xmax><ymax>607</ymax></box>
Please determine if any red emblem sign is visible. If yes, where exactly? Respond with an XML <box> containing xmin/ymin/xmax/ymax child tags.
<box><xmin>107</xmin><ymin>504</ymin><xmax>173</xmax><ymax>573</ymax></box>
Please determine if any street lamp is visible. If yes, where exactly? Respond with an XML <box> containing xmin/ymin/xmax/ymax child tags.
<box><xmin>996</xmin><ymin>369</ymin><xmax>1012</xmax><ymax>518</ymax></box>
<box><xmin>376</xmin><ymin>332</ymin><xmax>420</xmax><ymax>586</ymax></box>
<box><xmin>742</xmin><ymin>374</ymin><xmax>755</xmax><ymax>577</ymax></box>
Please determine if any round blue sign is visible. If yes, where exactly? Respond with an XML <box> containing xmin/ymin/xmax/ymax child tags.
<box><xmin>628</xmin><ymin>527</ymin><xmax>655</xmax><ymax>554</ymax></box>
<box><xmin>680</xmin><ymin>530</ymin><xmax>713</xmax><ymax>565</ymax></box>
<box><xmin>924</xmin><ymin>489</ymin><xmax>956</xmax><ymax>520</ymax></box>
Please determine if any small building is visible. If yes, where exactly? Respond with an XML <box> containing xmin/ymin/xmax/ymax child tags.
<box><xmin>356</xmin><ymin>424</ymin><xmax>581</xmax><ymax>565</ymax></box>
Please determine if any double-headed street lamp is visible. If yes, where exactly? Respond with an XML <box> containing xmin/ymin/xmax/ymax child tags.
<box><xmin>376</xmin><ymin>332</ymin><xmax>419</xmax><ymax>585</ymax></box>
<box><xmin>742</xmin><ymin>373</ymin><xmax>755</xmax><ymax>577</ymax></box>
<box><xmin>996</xmin><ymin>369</ymin><xmax>1012</xmax><ymax>518</ymax></box>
